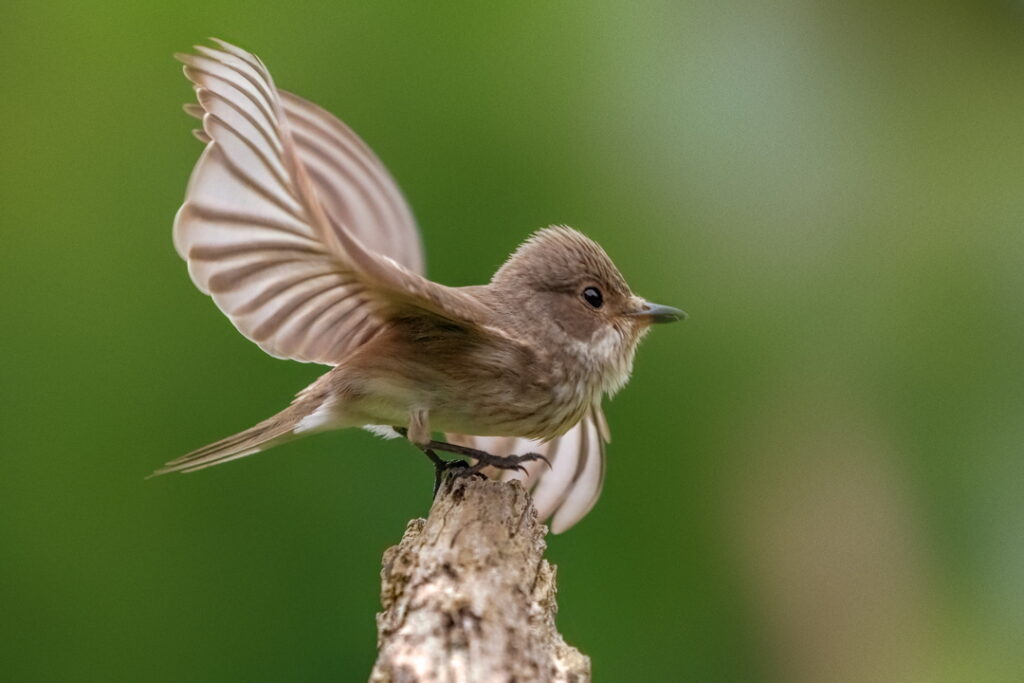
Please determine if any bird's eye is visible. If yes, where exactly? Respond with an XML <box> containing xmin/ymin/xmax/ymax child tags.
<box><xmin>582</xmin><ymin>286</ymin><xmax>603</xmax><ymax>309</ymax></box>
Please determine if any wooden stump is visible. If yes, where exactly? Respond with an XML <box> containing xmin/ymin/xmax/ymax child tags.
<box><xmin>370</xmin><ymin>472</ymin><xmax>591</xmax><ymax>682</ymax></box>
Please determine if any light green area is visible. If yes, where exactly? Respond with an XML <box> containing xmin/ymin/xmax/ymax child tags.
<box><xmin>3</xmin><ymin>1</ymin><xmax>1023</xmax><ymax>680</ymax></box>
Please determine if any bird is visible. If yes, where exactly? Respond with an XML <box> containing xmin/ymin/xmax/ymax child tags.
<box><xmin>153</xmin><ymin>39</ymin><xmax>685</xmax><ymax>533</ymax></box>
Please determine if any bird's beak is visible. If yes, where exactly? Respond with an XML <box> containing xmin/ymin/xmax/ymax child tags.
<box><xmin>631</xmin><ymin>300</ymin><xmax>687</xmax><ymax>324</ymax></box>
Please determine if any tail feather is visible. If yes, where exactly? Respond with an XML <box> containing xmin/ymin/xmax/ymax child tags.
<box><xmin>149</xmin><ymin>414</ymin><xmax>297</xmax><ymax>477</ymax></box>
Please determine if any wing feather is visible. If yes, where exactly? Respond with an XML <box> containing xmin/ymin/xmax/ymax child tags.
<box><xmin>175</xmin><ymin>40</ymin><xmax>488</xmax><ymax>365</ymax></box>
<box><xmin>446</xmin><ymin>406</ymin><xmax>609</xmax><ymax>533</ymax></box>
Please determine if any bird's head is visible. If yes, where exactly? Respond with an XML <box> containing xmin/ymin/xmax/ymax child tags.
<box><xmin>491</xmin><ymin>226</ymin><xmax>685</xmax><ymax>395</ymax></box>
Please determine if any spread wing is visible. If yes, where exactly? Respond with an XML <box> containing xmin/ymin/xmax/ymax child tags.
<box><xmin>175</xmin><ymin>39</ymin><xmax>490</xmax><ymax>364</ymax></box>
<box><xmin>447</xmin><ymin>406</ymin><xmax>610</xmax><ymax>533</ymax></box>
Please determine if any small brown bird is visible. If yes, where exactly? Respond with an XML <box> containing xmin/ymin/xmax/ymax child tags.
<box><xmin>154</xmin><ymin>39</ymin><xmax>685</xmax><ymax>532</ymax></box>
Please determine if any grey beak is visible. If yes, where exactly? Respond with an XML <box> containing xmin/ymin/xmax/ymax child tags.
<box><xmin>634</xmin><ymin>301</ymin><xmax>687</xmax><ymax>324</ymax></box>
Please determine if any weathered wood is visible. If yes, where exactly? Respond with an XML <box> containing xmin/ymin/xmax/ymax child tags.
<box><xmin>371</xmin><ymin>472</ymin><xmax>590</xmax><ymax>682</ymax></box>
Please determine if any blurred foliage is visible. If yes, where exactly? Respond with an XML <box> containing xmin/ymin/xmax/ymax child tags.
<box><xmin>2</xmin><ymin>1</ymin><xmax>1023</xmax><ymax>681</ymax></box>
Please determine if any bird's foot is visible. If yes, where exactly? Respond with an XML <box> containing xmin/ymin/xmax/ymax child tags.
<box><xmin>458</xmin><ymin>451</ymin><xmax>549</xmax><ymax>477</ymax></box>
<box><xmin>426</xmin><ymin>449</ymin><xmax>473</xmax><ymax>497</ymax></box>
<box><xmin>392</xmin><ymin>426</ymin><xmax>550</xmax><ymax>496</ymax></box>
<box><xmin>425</xmin><ymin>439</ymin><xmax>551</xmax><ymax>476</ymax></box>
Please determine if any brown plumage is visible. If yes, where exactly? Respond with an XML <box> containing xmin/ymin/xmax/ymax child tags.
<box><xmin>153</xmin><ymin>40</ymin><xmax>685</xmax><ymax>533</ymax></box>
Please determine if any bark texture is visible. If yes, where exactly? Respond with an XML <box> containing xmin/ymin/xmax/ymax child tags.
<box><xmin>370</xmin><ymin>472</ymin><xmax>591</xmax><ymax>683</ymax></box>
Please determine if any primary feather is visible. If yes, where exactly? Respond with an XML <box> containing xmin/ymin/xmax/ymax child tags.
<box><xmin>175</xmin><ymin>39</ymin><xmax>487</xmax><ymax>364</ymax></box>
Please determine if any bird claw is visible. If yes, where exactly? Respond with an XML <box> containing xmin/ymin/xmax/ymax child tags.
<box><xmin>530</xmin><ymin>452</ymin><xmax>553</xmax><ymax>470</ymax></box>
<box><xmin>432</xmin><ymin>458</ymin><xmax>471</xmax><ymax>497</ymax></box>
<box><xmin>461</xmin><ymin>451</ymin><xmax>550</xmax><ymax>474</ymax></box>
<box><xmin>453</xmin><ymin>462</ymin><xmax>525</xmax><ymax>478</ymax></box>
<box><xmin>408</xmin><ymin>434</ymin><xmax>552</xmax><ymax>496</ymax></box>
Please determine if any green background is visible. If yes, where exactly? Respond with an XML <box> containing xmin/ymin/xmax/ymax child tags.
<box><xmin>3</xmin><ymin>1</ymin><xmax>1023</xmax><ymax>681</ymax></box>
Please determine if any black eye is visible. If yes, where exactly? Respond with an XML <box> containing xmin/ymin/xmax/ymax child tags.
<box><xmin>582</xmin><ymin>286</ymin><xmax>603</xmax><ymax>309</ymax></box>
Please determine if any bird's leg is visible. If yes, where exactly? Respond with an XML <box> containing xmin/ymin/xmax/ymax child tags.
<box><xmin>393</xmin><ymin>427</ymin><xmax>471</xmax><ymax>496</ymax></box>
<box><xmin>423</xmin><ymin>439</ymin><xmax>551</xmax><ymax>476</ymax></box>
<box><xmin>393</xmin><ymin>427</ymin><xmax>551</xmax><ymax>485</ymax></box>
<box><xmin>423</xmin><ymin>448</ymin><xmax>470</xmax><ymax>496</ymax></box>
